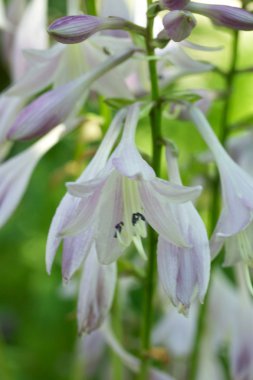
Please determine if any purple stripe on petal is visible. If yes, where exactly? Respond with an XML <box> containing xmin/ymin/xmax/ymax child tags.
<box><xmin>8</xmin><ymin>78</ymin><xmax>85</xmax><ymax>140</ymax></box>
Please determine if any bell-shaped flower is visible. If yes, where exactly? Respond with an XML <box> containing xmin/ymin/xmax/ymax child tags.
<box><xmin>46</xmin><ymin>110</ymin><xmax>127</xmax><ymax>279</ymax></box>
<box><xmin>157</xmin><ymin>145</ymin><xmax>210</xmax><ymax>311</ymax></box>
<box><xmin>160</xmin><ymin>0</ymin><xmax>190</xmax><ymax>10</ymax></box>
<box><xmin>162</xmin><ymin>10</ymin><xmax>196</xmax><ymax>42</ymax></box>
<box><xmin>186</xmin><ymin>2</ymin><xmax>253</xmax><ymax>31</ymax></box>
<box><xmin>0</xmin><ymin>123</ymin><xmax>71</xmax><ymax>228</ymax></box>
<box><xmin>7</xmin><ymin>47</ymin><xmax>136</xmax><ymax>141</ymax></box>
<box><xmin>188</xmin><ymin>106</ymin><xmax>253</xmax><ymax>272</ymax></box>
<box><xmin>48</xmin><ymin>14</ymin><xmax>129</xmax><ymax>44</ymax></box>
<box><xmin>63</xmin><ymin>105</ymin><xmax>202</xmax><ymax>265</ymax></box>
<box><xmin>78</xmin><ymin>244</ymin><xmax>116</xmax><ymax>334</ymax></box>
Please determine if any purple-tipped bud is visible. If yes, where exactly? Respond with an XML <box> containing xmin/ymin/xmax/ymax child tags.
<box><xmin>160</xmin><ymin>0</ymin><xmax>190</xmax><ymax>10</ymax></box>
<box><xmin>8</xmin><ymin>77</ymin><xmax>86</xmax><ymax>140</ymax></box>
<box><xmin>163</xmin><ymin>10</ymin><xmax>196</xmax><ymax>42</ymax></box>
<box><xmin>48</xmin><ymin>14</ymin><xmax>127</xmax><ymax>44</ymax></box>
<box><xmin>186</xmin><ymin>2</ymin><xmax>253</xmax><ymax>31</ymax></box>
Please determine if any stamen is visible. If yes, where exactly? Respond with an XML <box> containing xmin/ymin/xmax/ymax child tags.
<box><xmin>114</xmin><ymin>221</ymin><xmax>124</xmax><ymax>238</ymax></box>
<box><xmin>132</xmin><ymin>212</ymin><xmax>145</xmax><ymax>226</ymax></box>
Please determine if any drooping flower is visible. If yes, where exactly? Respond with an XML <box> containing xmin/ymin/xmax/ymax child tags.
<box><xmin>7</xmin><ymin>47</ymin><xmax>136</xmax><ymax>140</ymax></box>
<box><xmin>78</xmin><ymin>244</ymin><xmax>116</xmax><ymax>334</ymax></box>
<box><xmin>157</xmin><ymin>144</ymin><xmax>210</xmax><ymax>311</ymax></box>
<box><xmin>46</xmin><ymin>109</ymin><xmax>127</xmax><ymax>278</ymax></box>
<box><xmin>0</xmin><ymin>122</ymin><xmax>75</xmax><ymax>229</ymax></box>
<box><xmin>160</xmin><ymin>0</ymin><xmax>190</xmax><ymax>11</ymax></box>
<box><xmin>162</xmin><ymin>10</ymin><xmax>196</xmax><ymax>42</ymax></box>
<box><xmin>186</xmin><ymin>2</ymin><xmax>253</xmax><ymax>31</ymax></box>
<box><xmin>63</xmin><ymin>104</ymin><xmax>202</xmax><ymax>265</ymax></box>
<box><xmin>188</xmin><ymin>106</ymin><xmax>253</xmax><ymax>276</ymax></box>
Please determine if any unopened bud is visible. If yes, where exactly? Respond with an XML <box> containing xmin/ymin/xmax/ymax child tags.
<box><xmin>48</xmin><ymin>15</ymin><xmax>127</xmax><ymax>44</ymax></box>
<box><xmin>186</xmin><ymin>2</ymin><xmax>253</xmax><ymax>31</ymax></box>
<box><xmin>163</xmin><ymin>10</ymin><xmax>196</xmax><ymax>42</ymax></box>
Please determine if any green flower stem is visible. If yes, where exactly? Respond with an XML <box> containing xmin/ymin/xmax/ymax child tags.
<box><xmin>188</xmin><ymin>29</ymin><xmax>239</xmax><ymax>380</ymax></box>
<box><xmin>111</xmin><ymin>279</ymin><xmax>124</xmax><ymax>380</ymax></box>
<box><xmin>85</xmin><ymin>0</ymin><xmax>97</xmax><ymax>16</ymax></box>
<box><xmin>138</xmin><ymin>2</ymin><xmax>162</xmax><ymax>379</ymax></box>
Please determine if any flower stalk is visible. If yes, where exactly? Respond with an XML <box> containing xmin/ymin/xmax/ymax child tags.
<box><xmin>138</xmin><ymin>1</ymin><xmax>162</xmax><ymax>378</ymax></box>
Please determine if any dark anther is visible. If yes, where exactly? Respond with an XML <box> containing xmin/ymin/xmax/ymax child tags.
<box><xmin>114</xmin><ymin>221</ymin><xmax>124</xmax><ymax>238</ymax></box>
<box><xmin>132</xmin><ymin>212</ymin><xmax>145</xmax><ymax>226</ymax></box>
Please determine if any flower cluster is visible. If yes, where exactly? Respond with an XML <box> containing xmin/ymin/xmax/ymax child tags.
<box><xmin>1</xmin><ymin>0</ymin><xmax>253</xmax><ymax>379</ymax></box>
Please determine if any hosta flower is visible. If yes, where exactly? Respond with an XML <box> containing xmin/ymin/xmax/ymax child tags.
<box><xmin>0</xmin><ymin>123</ymin><xmax>72</xmax><ymax>228</ymax></box>
<box><xmin>63</xmin><ymin>104</ymin><xmax>202</xmax><ymax>265</ymax></box>
<box><xmin>189</xmin><ymin>106</ymin><xmax>253</xmax><ymax>276</ymax></box>
<box><xmin>78</xmin><ymin>244</ymin><xmax>116</xmax><ymax>334</ymax></box>
<box><xmin>46</xmin><ymin>110</ymin><xmax>127</xmax><ymax>278</ymax></box>
<box><xmin>186</xmin><ymin>2</ymin><xmax>253</xmax><ymax>31</ymax></box>
<box><xmin>48</xmin><ymin>14</ymin><xmax>130</xmax><ymax>44</ymax></box>
<box><xmin>157</xmin><ymin>145</ymin><xmax>210</xmax><ymax>310</ymax></box>
<box><xmin>162</xmin><ymin>10</ymin><xmax>196</xmax><ymax>42</ymax></box>
<box><xmin>7</xmin><ymin>47</ymin><xmax>136</xmax><ymax>140</ymax></box>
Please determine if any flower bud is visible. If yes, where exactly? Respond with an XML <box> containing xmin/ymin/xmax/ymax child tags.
<box><xmin>160</xmin><ymin>0</ymin><xmax>190</xmax><ymax>11</ymax></box>
<box><xmin>48</xmin><ymin>14</ymin><xmax>127</xmax><ymax>44</ymax></box>
<box><xmin>186</xmin><ymin>2</ymin><xmax>253</xmax><ymax>31</ymax></box>
<box><xmin>163</xmin><ymin>10</ymin><xmax>196</xmax><ymax>42</ymax></box>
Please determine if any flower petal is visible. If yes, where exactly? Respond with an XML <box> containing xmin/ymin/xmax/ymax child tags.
<box><xmin>78</xmin><ymin>245</ymin><xmax>116</xmax><ymax>334</ymax></box>
<box><xmin>139</xmin><ymin>181</ymin><xmax>188</xmax><ymax>246</ymax></box>
<box><xmin>95</xmin><ymin>172</ymin><xmax>125</xmax><ymax>264</ymax></box>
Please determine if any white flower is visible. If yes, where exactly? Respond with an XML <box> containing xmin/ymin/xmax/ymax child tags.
<box><xmin>63</xmin><ymin>104</ymin><xmax>202</xmax><ymax>265</ymax></box>
<box><xmin>157</xmin><ymin>145</ymin><xmax>210</xmax><ymax>310</ymax></box>
<box><xmin>189</xmin><ymin>106</ymin><xmax>253</xmax><ymax>276</ymax></box>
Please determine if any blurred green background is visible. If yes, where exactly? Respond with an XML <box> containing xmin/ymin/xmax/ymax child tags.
<box><xmin>1</xmin><ymin>1</ymin><xmax>253</xmax><ymax>379</ymax></box>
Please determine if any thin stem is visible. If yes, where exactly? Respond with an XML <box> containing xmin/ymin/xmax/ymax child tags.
<box><xmin>111</xmin><ymin>280</ymin><xmax>124</xmax><ymax>380</ymax></box>
<box><xmin>188</xmin><ymin>29</ymin><xmax>239</xmax><ymax>380</ymax></box>
<box><xmin>138</xmin><ymin>2</ymin><xmax>162</xmax><ymax>379</ymax></box>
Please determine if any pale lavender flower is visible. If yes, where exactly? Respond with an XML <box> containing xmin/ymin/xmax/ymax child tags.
<box><xmin>63</xmin><ymin>105</ymin><xmax>202</xmax><ymax>265</ymax></box>
<box><xmin>46</xmin><ymin>110</ymin><xmax>127</xmax><ymax>279</ymax></box>
<box><xmin>8</xmin><ymin>47</ymin><xmax>136</xmax><ymax>140</ymax></box>
<box><xmin>157</xmin><ymin>145</ymin><xmax>210</xmax><ymax>311</ymax></box>
<box><xmin>188</xmin><ymin>106</ymin><xmax>253</xmax><ymax>276</ymax></box>
<box><xmin>186</xmin><ymin>2</ymin><xmax>253</xmax><ymax>31</ymax></box>
<box><xmin>48</xmin><ymin>15</ymin><xmax>128</xmax><ymax>44</ymax></box>
<box><xmin>162</xmin><ymin>10</ymin><xmax>196</xmax><ymax>42</ymax></box>
<box><xmin>0</xmin><ymin>123</ymin><xmax>71</xmax><ymax>228</ymax></box>
<box><xmin>78</xmin><ymin>244</ymin><xmax>116</xmax><ymax>334</ymax></box>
